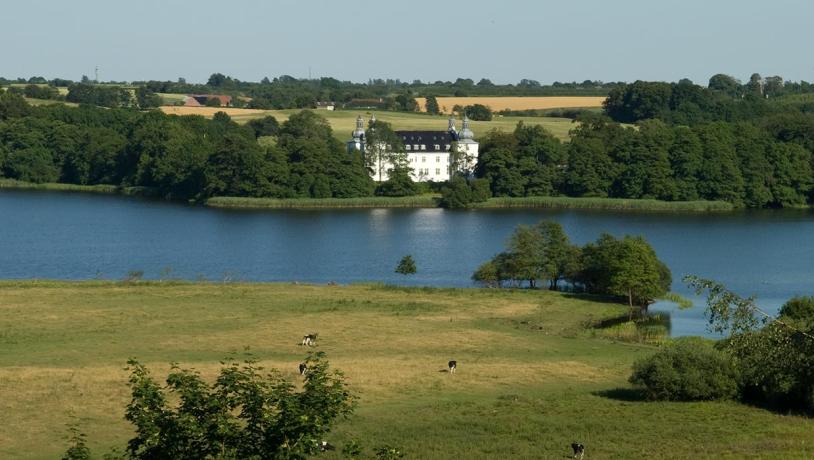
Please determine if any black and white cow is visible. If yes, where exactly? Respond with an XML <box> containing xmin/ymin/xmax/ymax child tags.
<box><xmin>448</xmin><ymin>360</ymin><xmax>457</xmax><ymax>374</ymax></box>
<box><xmin>571</xmin><ymin>442</ymin><xmax>585</xmax><ymax>459</ymax></box>
<box><xmin>301</xmin><ymin>334</ymin><xmax>317</xmax><ymax>347</ymax></box>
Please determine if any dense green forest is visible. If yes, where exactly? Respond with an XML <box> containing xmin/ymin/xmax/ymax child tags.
<box><xmin>0</xmin><ymin>91</ymin><xmax>371</xmax><ymax>200</ymax></box>
<box><xmin>475</xmin><ymin>74</ymin><xmax>814</xmax><ymax>208</ymax></box>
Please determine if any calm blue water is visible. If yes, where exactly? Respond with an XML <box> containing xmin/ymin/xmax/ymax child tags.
<box><xmin>2</xmin><ymin>189</ymin><xmax>814</xmax><ymax>337</ymax></box>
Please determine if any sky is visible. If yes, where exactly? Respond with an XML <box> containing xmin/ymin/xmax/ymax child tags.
<box><xmin>3</xmin><ymin>0</ymin><xmax>813</xmax><ymax>85</ymax></box>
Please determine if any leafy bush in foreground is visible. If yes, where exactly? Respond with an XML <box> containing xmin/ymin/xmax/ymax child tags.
<box><xmin>124</xmin><ymin>352</ymin><xmax>353</xmax><ymax>459</ymax></box>
<box><xmin>629</xmin><ymin>338</ymin><xmax>739</xmax><ymax>401</ymax></box>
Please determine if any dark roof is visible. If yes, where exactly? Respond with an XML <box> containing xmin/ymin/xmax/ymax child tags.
<box><xmin>395</xmin><ymin>130</ymin><xmax>458</xmax><ymax>145</ymax></box>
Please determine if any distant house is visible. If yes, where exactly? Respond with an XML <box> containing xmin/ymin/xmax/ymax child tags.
<box><xmin>183</xmin><ymin>94</ymin><xmax>233</xmax><ymax>107</ymax></box>
<box><xmin>315</xmin><ymin>101</ymin><xmax>335</xmax><ymax>111</ymax></box>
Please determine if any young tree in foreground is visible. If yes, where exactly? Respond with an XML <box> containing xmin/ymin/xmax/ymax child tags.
<box><xmin>124</xmin><ymin>352</ymin><xmax>354</xmax><ymax>459</ymax></box>
<box><xmin>395</xmin><ymin>255</ymin><xmax>417</xmax><ymax>275</ymax></box>
<box><xmin>685</xmin><ymin>277</ymin><xmax>814</xmax><ymax>411</ymax></box>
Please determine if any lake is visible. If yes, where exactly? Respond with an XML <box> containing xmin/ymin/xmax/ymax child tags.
<box><xmin>2</xmin><ymin>189</ymin><xmax>814</xmax><ymax>337</ymax></box>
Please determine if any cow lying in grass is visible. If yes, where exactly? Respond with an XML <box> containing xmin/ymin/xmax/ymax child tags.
<box><xmin>301</xmin><ymin>334</ymin><xmax>317</xmax><ymax>347</ymax></box>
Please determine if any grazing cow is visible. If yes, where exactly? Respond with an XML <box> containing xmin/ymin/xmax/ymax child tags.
<box><xmin>301</xmin><ymin>334</ymin><xmax>317</xmax><ymax>346</ymax></box>
<box><xmin>571</xmin><ymin>442</ymin><xmax>585</xmax><ymax>459</ymax></box>
<box><xmin>319</xmin><ymin>441</ymin><xmax>335</xmax><ymax>452</ymax></box>
<box><xmin>448</xmin><ymin>360</ymin><xmax>457</xmax><ymax>374</ymax></box>
<box><xmin>298</xmin><ymin>363</ymin><xmax>308</xmax><ymax>375</ymax></box>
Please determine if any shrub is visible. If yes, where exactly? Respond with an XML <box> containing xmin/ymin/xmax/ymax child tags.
<box><xmin>395</xmin><ymin>255</ymin><xmax>417</xmax><ymax>275</ymax></box>
<box><xmin>439</xmin><ymin>176</ymin><xmax>490</xmax><ymax>208</ymax></box>
<box><xmin>779</xmin><ymin>296</ymin><xmax>814</xmax><ymax>323</ymax></box>
<box><xmin>629</xmin><ymin>338</ymin><xmax>739</xmax><ymax>401</ymax></box>
<box><xmin>124</xmin><ymin>352</ymin><xmax>354</xmax><ymax>459</ymax></box>
<box><xmin>725</xmin><ymin>322</ymin><xmax>814</xmax><ymax>412</ymax></box>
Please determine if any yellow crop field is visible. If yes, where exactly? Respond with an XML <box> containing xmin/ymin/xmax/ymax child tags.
<box><xmin>416</xmin><ymin>96</ymin><xmax>607</xmax><ymax>113</ymax></box>
<box><xmin>158</xmin><ymin>107</ymin><xmax>579</xmax><ymax>140</ymax></box>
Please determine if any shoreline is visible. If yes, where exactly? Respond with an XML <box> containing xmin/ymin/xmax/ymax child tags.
<box><xmin>0</xmin><ymin>179</ymin><xmax>737</xmax><ymax>212</ymax></box>
<box><xmin>207</xmin><ymin>194</ymin><xmax>735</xmax><ymax>212</ymax></box>
<box><xmin>0</xmin><ymin>179</ymin><xmax>158</xmax><ymax>197</ymax></box>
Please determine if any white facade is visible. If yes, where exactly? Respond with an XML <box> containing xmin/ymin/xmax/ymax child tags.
<box><xmin>349</xmin><ymin>115</ymin><xmax>479</xmax><ymax>182</ymax></box>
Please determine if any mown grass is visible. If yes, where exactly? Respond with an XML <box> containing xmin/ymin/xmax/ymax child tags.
<box><xmin>1</xmin><ymin>282</ymin><xmax>812</xmax><ymax>459</ymax></box>
<box><xmin>474</xmin><ymin>196</ymin><xmax>735</xmax><ymax>212</ymax></box>
<box><xmin>205</xmin><ymin>194</ymin><xmax>441</xmax><ymax>209</ymax></box>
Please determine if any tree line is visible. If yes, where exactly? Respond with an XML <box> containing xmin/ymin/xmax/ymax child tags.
<box><xmin>2</xmin><ymin>73</ymin><xmax>621</xmax><ymax>112</ymax></box>
<box><xmin>476</xmin><ymin>112</ymin><xmax>814</xmax><ymax>208</ymax></box>
<box><xmin>472</xmin><ymin>221</ymin><xmax>671</xmax><ymax>313</ymax></box>
<box><xmin>0</xmin><ymin>91</ymin><xmax>372</xmax><ymax>200</ymax></box>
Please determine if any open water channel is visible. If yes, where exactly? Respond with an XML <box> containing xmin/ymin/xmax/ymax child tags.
<box><xmin>3</xmin><ymin>189</ymin><xmax>814</xmax><ymax>337</ymax></box>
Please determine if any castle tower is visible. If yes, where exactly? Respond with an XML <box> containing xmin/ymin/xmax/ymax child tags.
<box><xmin>447</xmin><ymin>115</ymin><xmax>459</xmax><ymax>140</ymax></box>
<box><xmin>459</xmin><ymin>115</ymin><xmax>474</xmax><ymax>141</ymax></box>
<box><xmin>455</xmin><ymin>115</ymin><xmax>478</xmax><ymax>176</ymax></box>
<box><xmin>347</xmin><ymin>114</ymin><xmax>366</xmax><ymax>153</ymax></box>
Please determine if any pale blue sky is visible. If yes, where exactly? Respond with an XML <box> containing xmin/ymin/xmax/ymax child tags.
<box><xmin>3</xmin><ymin>0</ymin><xmax>813</xmax><ymax>85</ymax></box>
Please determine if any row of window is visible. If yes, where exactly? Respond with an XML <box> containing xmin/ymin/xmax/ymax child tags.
<box><xmin>403</xmin><ymin>135</ymin><xmax>445</xmax><ymax>141</ymax></box>
<box><xmin>415</xmin><ymin>168</ymin><xmax>452</xmax><ymax>176</ymax></box>
<box><xmin>405</xmin><ymin>144</ymin><xmax>450</xmax><ymax>151</ymax></box>
<box><xmin>409</xmin><ymin>156</ymin><xmax>446</xmax><ymax>163</ymax></box>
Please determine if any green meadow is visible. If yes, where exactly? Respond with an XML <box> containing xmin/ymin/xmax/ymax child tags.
<box><xmin>1</xmin><ymin>282</ymin><xmax>812</xmax><ymax>459</ymax></box>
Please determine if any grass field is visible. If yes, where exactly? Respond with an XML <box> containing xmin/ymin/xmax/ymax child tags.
<box><xmin>416</xmin><ymin>96</ymin><xmax>607</xmax><ymax>113</ymax></box>
<box><xmin>160</xmin><ymin>107</ymin><xmax>578</xmax><ymax>140</ymax></box>
<box><xmin>22</xmin><ymin>97</ymin><xmax>79</xmax><ymax>107</ymax></box>
<box><xmin>1</xmin><ymin>282</ymin><xmax>813</xmax><ymax>459</ymax></box>
<box><xmin>156</xmin><ymin>92</ymin><xmax>187</xmax><ymax>105</ymax></box>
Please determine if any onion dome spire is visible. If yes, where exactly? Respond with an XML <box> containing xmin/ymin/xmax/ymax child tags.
<box><xmin>459</xmin><ymin>115</ymin><xmax>474</xmax><ymax>140</ymax></box>
<box><xmin>352</xmin><ymin>115</ymin><xmax>365</xmax><ymax>141</ymax></box>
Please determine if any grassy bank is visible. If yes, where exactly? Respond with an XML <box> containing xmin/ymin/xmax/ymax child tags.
<box><xmin>475</xmin><ymin>196</ymin><xmax>735</xmax><ymax>212</ymax></box>
<box><xmin>207</xmin><ymin>194</ymin><xmax>734</xmax><ymax>212</ymax></box>
<box><xmin>1</xmin><ymin>281</ymin><xmax>812</xmax><ymax>458</ymax></box>
<box><xmin>0</xmin><ymin>179</ymin><xmax>156</xmax><ymax>197</ymax></box>
<box><xmin>205</xmin><ymin>194</ymin><xmax>441</xmax><ymax>209</ymax></box>
<box><xmin>2</xmin><ymin>181</ymin><xmax>735</xmax><ymax>213</ymax></box>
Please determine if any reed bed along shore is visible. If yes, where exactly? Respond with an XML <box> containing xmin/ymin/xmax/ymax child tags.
<box><xmin>205</xmin><ymin>195</ymin><xmax>441</xmax><ymax>209</ymax></box>
<box><xmin>207</xmin><ymin>194</ymin><xmax>734</xmax><ymax>212</ymax></box>
<box><xmin>473</xmin><ymin>196</ymin><xmax>735</xmax><ymax>212</ymax></box>
<box><xmin>0</xmin><ymin>179</ymin><xmax>156</xmax><ymax>197</ymax></box>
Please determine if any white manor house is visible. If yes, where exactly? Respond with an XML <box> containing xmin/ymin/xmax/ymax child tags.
<box><xmin>346</xmin><ymin>114</ymin><xmax>479</xmax><ymax>182</ymax></box>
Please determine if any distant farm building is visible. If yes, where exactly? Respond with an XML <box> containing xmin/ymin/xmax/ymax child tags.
<box><xmin>183</xmin><ymin>94</ymin><xmax>233</xmax><ymax>107</ymax></box>
<box><xmin>315</xmin><ymin>101</ymin><xmax>336</xmax><ymax>111</ymax></box>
